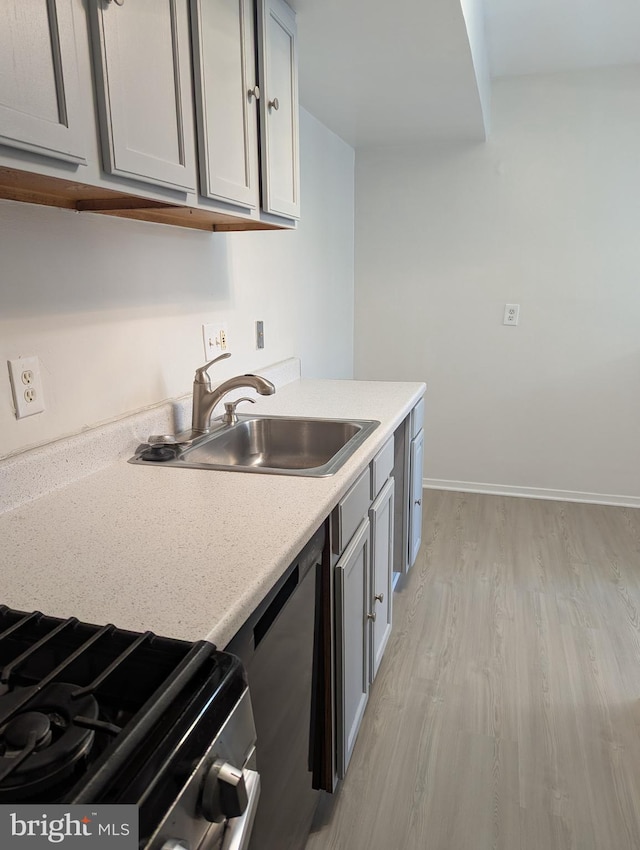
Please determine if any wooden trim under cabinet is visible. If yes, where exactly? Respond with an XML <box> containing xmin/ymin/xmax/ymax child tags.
<box><xmin>0</xmin><ymin>166</ymin><xmax>283</xmax><ymax>232</ymax></box>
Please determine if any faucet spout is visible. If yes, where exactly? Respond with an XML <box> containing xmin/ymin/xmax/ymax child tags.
<box><xmin>191</xmin><ymin>356</ymin><xmax>275</xmax><ymax>435</ymax></box>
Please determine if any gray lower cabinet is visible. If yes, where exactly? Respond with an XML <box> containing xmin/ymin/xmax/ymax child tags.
<box><xmin>393</xmin><ymin>396</ymin><xmax>425</xmax><ymax>574</ymax></box>
<box><xmin>0</xmin><ymin>0</ymin><xmax>86</xmax><ymax>164</ymax></box>
<box><xmin>369</xmin><ymin>476</ymin><xmax>394</xmax><ymax>682</ymax></box>
<box><xmin>409</xmin><ymin>427</ymin><xmax>424</xmax><ymax>568</ymax></box>
<box><xmin>90</xmin><ymin>0</ymin><xmax>197</xmax><ymax>192</ymax></box>
<box><xmin>333</xmin><ymin>437</ymin><xmax>396</xmax><ymax>780</ymax></box>
<box><xmin>335</xmin><ymin>517</ymin><xmax>370</xmax><ymax>779</ymax></box>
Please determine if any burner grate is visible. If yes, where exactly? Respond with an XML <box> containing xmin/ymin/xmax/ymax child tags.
<box><xmin>0</xmin><ymin>603</ymin><xmax>247</xmax><ymax>850</ymax></box>
<box><xmin>0</xmin><ymin>605</ymin><xmax>206</xmax><ymax>802</ymax></box>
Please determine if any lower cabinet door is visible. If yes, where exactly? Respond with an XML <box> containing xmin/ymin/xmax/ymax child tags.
<box><xmin>369</xmin><ymin>477</ymin><xmax>394</xmax><ymax>682</ymax></box>
<box><xmin>335</xmin><ymin>517</ymin><xmax>370</xmax><ymax>779</ymax></box>
<box><xmin>408</xmin><ymin>427</ymin><xmax>424</xmax><ymax>569</ymax></box>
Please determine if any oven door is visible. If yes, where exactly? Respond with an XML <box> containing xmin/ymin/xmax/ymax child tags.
<box><xmin>198</xmin><ymin>768</ymin><xmax>260</xmax><ymax>850</ymax></box>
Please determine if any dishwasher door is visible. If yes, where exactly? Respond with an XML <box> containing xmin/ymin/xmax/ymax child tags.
<box><xmin>226</xmin><ymin>524</ymin><xmax>325</xmax><ymax>850</ymax></box>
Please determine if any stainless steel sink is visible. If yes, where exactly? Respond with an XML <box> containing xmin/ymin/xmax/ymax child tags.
<box><xmin>130</xmin><ymin>415</ymin><xmax>380</xmax><ymax>477</ymax></box>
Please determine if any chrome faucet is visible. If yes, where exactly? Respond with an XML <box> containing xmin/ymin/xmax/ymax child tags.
<box><xmin>191</xmin><ymin>353</ymin><xmax>275</xmax><ymax>434</ymax></box>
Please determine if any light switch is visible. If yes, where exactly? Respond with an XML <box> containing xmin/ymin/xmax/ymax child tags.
<box><xmin>203</xmin><ymin>322</ymin><xmax>230</xmax><ymax>359</ymax></box>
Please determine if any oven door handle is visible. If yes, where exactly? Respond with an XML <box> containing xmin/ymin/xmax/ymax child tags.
<box><xmin>221</xmin><ymin>768</ymin><xmax>260</xmax><ymax>850</ymax></box>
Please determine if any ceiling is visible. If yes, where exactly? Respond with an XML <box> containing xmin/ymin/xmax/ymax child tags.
<box><xmin>289</xmin><ymin>0</ymin><xmax>640</xmax><ymax>149</ymax></box>
<box><xmin>485</xmin><ymin>0</ymin><xmax>640</xmax><ymax>78</ymax></box>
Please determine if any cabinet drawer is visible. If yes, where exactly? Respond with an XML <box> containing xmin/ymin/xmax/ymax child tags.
<box><xmin>333</xmin><ymin>467</ymin><xmax>371</xmax><ymax>554</ymax></box>
<box><xmin>370</xmin><ymin>436</ymin><xmax>394</xmax><ymax>499</ymax></box>
<box><xmin>411</xmin><ymin>397</ymin><xmax>425</xmax><ymax>439</ymax></box>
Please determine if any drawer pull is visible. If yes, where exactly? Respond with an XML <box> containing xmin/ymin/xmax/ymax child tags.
<box><xmin>367</xmin><ymin>611</ymin><xmax>377</xmax><ymax>622</ymax></box>
<box><xmin>375</xmin><ymin>593</ymin><xmax>384</xmax><ymax>604</ymax></box>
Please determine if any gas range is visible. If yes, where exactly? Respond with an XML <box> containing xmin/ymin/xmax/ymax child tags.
<box><xmin>0</xmin><ymin>606</ymin><xmax>259</xmax><ymax>850</ymax></box>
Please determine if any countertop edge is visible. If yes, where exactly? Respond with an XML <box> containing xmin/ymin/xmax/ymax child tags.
<box><xmin>1</xmin><ymin>375</ymin><xmax>426</xmax><ymax>649</ymax></box>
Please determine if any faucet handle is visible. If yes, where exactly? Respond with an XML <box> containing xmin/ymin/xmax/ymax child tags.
<box><xmin>194</xmin><ymin>352</ymin><xmax>232</xmax><ymax>385</ymax></box>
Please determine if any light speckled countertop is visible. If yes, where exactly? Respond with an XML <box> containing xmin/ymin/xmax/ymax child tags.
<box><xmin>0</xmin><ymin>376</ymin><xmax>424</xmax><ymax>648</ymax></box>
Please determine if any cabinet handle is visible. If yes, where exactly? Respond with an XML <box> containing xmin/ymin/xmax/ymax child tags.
<box><xmin>248</xmin><ymin>86</ymin><xmax>260</xmax><ymax>102</ymax></box>
<box><xmin>375</xmin><ymin>593</ymin><xmax>384</xmax><ymax>604</ymax></box>
<box><xmin>268</xmin><ymin>97</ymin><xmax>280</xmax><ymax>111</ymax></box>
<box><xmin>415</xmin><ymin>499</ymin><xmax>422</xmax><ymax>506</ymax></box>
<box><xmin>367</xmin><ymin>611</ymin><xmax>377</xmax><ymax>622</ymax></box>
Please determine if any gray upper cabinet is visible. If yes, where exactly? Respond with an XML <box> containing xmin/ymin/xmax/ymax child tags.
<box><xmin>90</xmin><ymin>0</ymin><xmax>196</xmax><ymax>192</ymax></box>
<box><xmin>257</xmin><ymin>0</ymin><xmax>299</xmax><ymax>219</ymax></box>
<box><xmin>0</xmin><ymin>0</ymin><xmax>86</xmax><ymax>164</ymax></box>
<box><xmin>191</xmin><ymin>0</ymin><xmax>259</xmax><ymax>210</ymax></box>
<box><xmin>1</xmin><ymin>0</ymin><xmax>300</xmax><ymax>230</ymax></box>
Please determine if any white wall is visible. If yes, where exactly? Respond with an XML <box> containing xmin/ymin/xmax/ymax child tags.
<box><xmin>0</xmin><ymin>108</ymin><xmax>354</xmax><ymax>458</ymax></box>
<box><xmin>355</xmin><ymin>66</ymin><xmax>640</xmax><ymax>503</ymax></box>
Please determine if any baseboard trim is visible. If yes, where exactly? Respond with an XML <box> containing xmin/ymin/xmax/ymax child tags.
<box><xmin>423</xmin><ymin>479</ymin><xmax>640</xmax><ymax>509</ymax></box>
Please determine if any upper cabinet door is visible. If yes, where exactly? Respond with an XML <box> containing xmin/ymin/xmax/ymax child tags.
<box><xmin>0</xmin><ymin>0</ymin><xmax>86</xmax><ymax>164</ymax></box>
<box><xmin>191</xmin><ymin>0</ymin><xmax>259</xmax><ymax>210</ymax></box>
<box><xmin>90</xmin><ymin>0</ymin><xmax>196</xmax><ymax>192</ymax></box>
<box><xmin>257</xmin><ymin>0</ymin><xmax>299</xmax><ymax>219</ymax></box>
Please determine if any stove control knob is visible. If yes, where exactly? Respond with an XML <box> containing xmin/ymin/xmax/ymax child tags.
<box><xmin>201</xmin><ymin>759</ymin><xmax>249</xmax><ymax>823</ymax></box>
<box><xmin>161</xmin><ymin>841</ymin><xmax>190</xmax><ymax>850</ymax></box>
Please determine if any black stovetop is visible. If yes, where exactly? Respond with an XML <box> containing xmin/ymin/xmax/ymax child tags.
<box><xmin>0</xmin><ymin>605</ymin><xmax>245</xmax><ymax>831</ymax></box>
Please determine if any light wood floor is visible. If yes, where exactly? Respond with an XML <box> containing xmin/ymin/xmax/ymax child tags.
<box><xmin>305</xmin><ymin>490</ymin><xmax>640</xmax><ymax>850</ymax></box>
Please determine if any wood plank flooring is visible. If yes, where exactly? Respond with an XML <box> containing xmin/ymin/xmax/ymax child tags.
<box><xmin>305</xmin><ymin>490</ymin><xmax>640</xmax><ymax>850</ymax></box>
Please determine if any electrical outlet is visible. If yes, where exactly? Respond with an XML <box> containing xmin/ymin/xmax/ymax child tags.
<box><xmin>503</xmin><ymin>304</ymin><xmax>520</xmax><ymax>325</ymax></box>
<box><xmin>202</xmin><ymin>322</ymin><xmax>230</xmax><ymax>360</ymax></box>
<box><xmin>8</xmin><ymin>356</ymin><xmax>46</xmax><ymax>419</ymax></box>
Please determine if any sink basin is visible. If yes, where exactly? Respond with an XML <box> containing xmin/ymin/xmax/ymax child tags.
<box><xmin>131</xmin><ymin>415</ymin><xmax>380</xmax><ymax>477</ymax></box>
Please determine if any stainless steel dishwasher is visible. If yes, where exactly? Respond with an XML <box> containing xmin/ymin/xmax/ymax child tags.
<box><xmin>225</xmin><ymin>524</ymin><xmax>326</xmax><ymax>850</ymax></box>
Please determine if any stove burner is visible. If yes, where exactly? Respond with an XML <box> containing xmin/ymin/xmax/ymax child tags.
<box><xmin>0</xmin><ymin>683</ymin><xmax>99</xmax><ymax>799</ymax></box>
<box><xmin>4</xmin><ymin>711</ymin><xmax>52</xmax><ymax>751</ymax></box>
